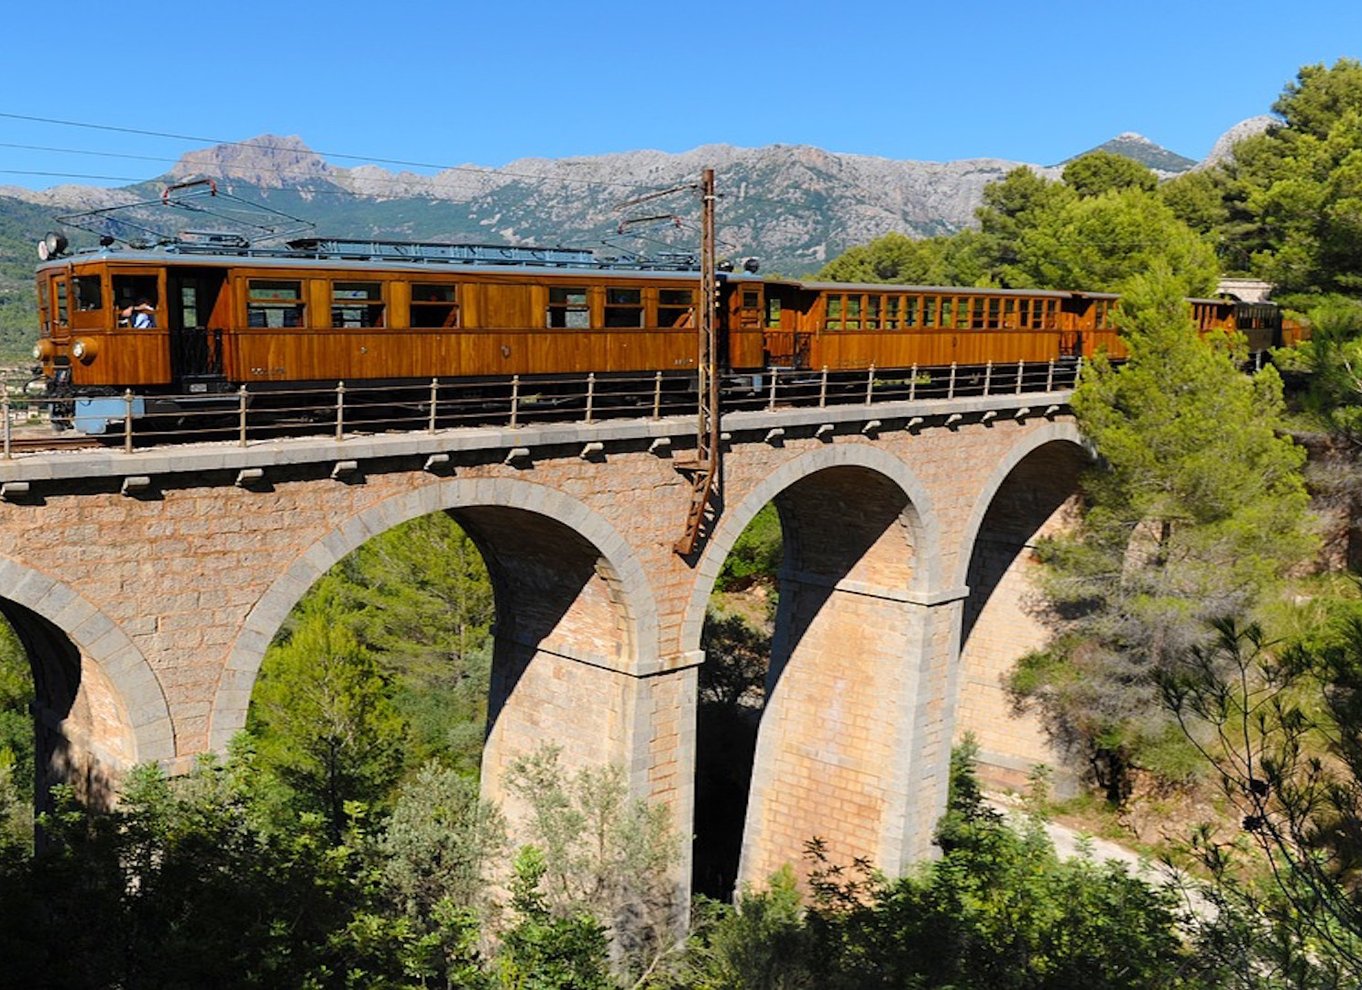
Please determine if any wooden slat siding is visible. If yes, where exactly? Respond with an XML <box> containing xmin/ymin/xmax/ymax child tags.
<box><xmin>729</xmin><ymin>331</ymin><xmax>765</xmax><ymax>369</ymax></box>
<box><xmin>1083</xmin><ymin>331</ymin><xmax>1127</xmax><ymax>360</ymax></box>
<box><xmin>228</xmin><ymin>327</ymin><xmax>698</xmax><ymax>381</ymax></box>
<box><xmin>808</xmin><ymin>330</ymin><xmax>1066</xmax><ymax>370</ymax></box>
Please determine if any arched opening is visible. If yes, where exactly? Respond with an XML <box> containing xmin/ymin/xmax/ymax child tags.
<box><xmin>242</xmin><ymin>511</ymin><xmax>496</xmax><ymax>834</ymax></box>
<box><xmin>230</xmin><ymin>486</ymin><xmax>656</xmax><ymax>843</ymax></box>
<box><xmin>693</xmin><ymin>504</ymin><xmax>781</xmax><ymax>899</ymax></box>
<box><xmin>956</xmin><ymin>438</ymin><xmax>1088</xmax><ymax>792</ymax></box>
<box><xmin>690</xmin><ymin>455</ymin><xmax>933</xmax><ymax>896</ymax></box>
<box><xmin>0</xmin><ymin>598</ymin><xmax>139</xmax><ymax>838</ymax></box>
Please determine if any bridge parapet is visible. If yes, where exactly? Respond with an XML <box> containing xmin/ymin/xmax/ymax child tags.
<box><xmin>0</xmin><ymin>388</ymin><xmax>1073</xmax><ymax>489</ymax></box>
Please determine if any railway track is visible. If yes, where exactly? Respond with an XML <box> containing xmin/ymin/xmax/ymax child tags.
<box><xmin>4</xmin><ymin>434</ymin><xmax>103</xmax><ymax>454</ymax></box>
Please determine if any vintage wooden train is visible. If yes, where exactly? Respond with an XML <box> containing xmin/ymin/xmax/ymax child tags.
<box><xmin>29</xmin><ymin>235</ymin><xmax>1288</xmax><ymax>430</ymax></box>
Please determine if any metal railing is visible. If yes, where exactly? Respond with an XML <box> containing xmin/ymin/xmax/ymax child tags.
<box><xmin>1</xmin><ymin>358</ymin><xmax>1079</xmax><ymax>458</ymax></box>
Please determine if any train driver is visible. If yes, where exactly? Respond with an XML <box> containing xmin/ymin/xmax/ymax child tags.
<box><xmin>120</xmin><ymin>298</ymin><xmax>157</xmax><ymax>329</ymax></box>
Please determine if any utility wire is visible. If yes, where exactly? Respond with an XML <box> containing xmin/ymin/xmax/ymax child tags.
<box><xmin>0</xmin><ymin>111</ymin><xmax>662</xmax><ymax>193</ymax></box>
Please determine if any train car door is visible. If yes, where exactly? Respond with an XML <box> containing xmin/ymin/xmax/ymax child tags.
<box><xmin>762</xmin><ymin>284</ymin><xmax>809</xmax><ymax>369</ymax></box>
<box><xmin>167</xmin><ymin>267</ymin><xmax>228</xmax><ymax>384</ymax></box>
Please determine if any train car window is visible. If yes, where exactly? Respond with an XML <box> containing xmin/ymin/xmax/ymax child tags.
<box><xmin>411</xmin><ymin>284</ymin><xmax>458</xmax><ymax>328</ymax></box>
<box><xmin>547</xmin><ymin>286</ymin><xmax>589</xmax><ymax>329</ymax></box>
<box><xmin>604</xmin><ymin>287</ymin><xmax>644</xmax><ymax>328</ymax></box>
<box><xmin>179</xmin><ymin>285</ymin><xmax>200</xmax><ymax>328</ymax></box>
<box><xmin>843</xmin><ymin>294</ymin><xmax>861</xmax><ymax>331</ymax></box>
<box><xmin>247</xmin><ymin>280</ymin><xmax>306</xmax><ymax>329</ymax></box>
<box><xmin>904</xmin><ymin>296</ymin><xmax>918</xmax><ymax>328</ymax></box>
<box><xmin>942</xmin><ymin>297</ymin><xmax>956</xmax><ymax>328</ymax></box>
<box><xmin>884</xmin><ymin>296</ymin><xmax>900</xmax><ymax>330</ymax></box>
<box><xmin>1002</xmin><ymin>298</ymin><xmax>1016</xmax><ymax>328</ymax></box>
<box><xmin>74</xmin><ymin>276</ymin><xmax>103</xmax><ymax>312</ymax></box>
<box><xmin>827</xmin><ymin>295</ymin><xmax>843</xmax><ymax>330</ymax></box>
<box><xmin>332</xmin><ymin>282</ymin><xmax>385</xmax><ymax>328</ymax></box>
<box><xmin>55</xmin><ymin>279</ymin><xmax>69</xmax><ymax>325</ymax></box>
<box><xmin>987</xmin><ymin>298</ymin><xmax>1001</xmax><ymax>329</ymax></box>
<box><xmin>866</xmin><ymin>295</ymin><xmax>880</xmax><ymax>330</ymax></box>
<box><xmin>659</xmin><ymin>288</ymin><xmax>694</xmax><ymax>328</ymax></box>
<box><xmin>113</xmin><ymin>275</ymin><xmax>159</xmax><ymax>322</ymax></box>
<box><xmin>923</xmin><ymin>295</ymin><xmax>938</xmax><ymax>328</ymax></box>
<box><xmin>765</xmin><ymin>295</ymin><xmax>782</xmax><ymax>329</ymax></box>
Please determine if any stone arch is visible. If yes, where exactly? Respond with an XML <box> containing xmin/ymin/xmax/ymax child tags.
<box><xmin>951</xmin><ymin>421</ymin><xmax>1091</xmax><ymax>791</ymax></box>
<box><xmin>681</xmin><ymin>444</ymin><xmax>952</xmax><ymax>890</ymax></box>
<box><xmin>208</xmin><ymin>477</ymin><xmax>660</xmax><ymax>752</ymax></box>
<box><xmin>0</xmin><ymin>557</ymin><xmax>174</xmax><ymax>805</ymax></box>
<box><xmin>952</xmin><ymin>421</ymin><xmax>1089</xmax><ymax>590</ymax></box>
<box><xmin>680</xmin><ymin>444</ymin><xmax>943</xmax><ymax>656</ymax></box>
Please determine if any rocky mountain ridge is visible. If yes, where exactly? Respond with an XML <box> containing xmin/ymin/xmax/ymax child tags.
<box><xmin>0</xmin><ymin>126</ymin><xmax>1251</xmax><ymax>276</ymax></box>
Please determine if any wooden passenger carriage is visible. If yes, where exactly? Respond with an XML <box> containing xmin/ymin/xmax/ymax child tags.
<box><xmin>33</xmin><ymin>240</ymin><xmax>713</xmax><ymax>396</ymax></box>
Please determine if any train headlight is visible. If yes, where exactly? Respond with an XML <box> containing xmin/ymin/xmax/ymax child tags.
<box><xmin>32</xmin><ymin>344</ymin><xmax>41</xmax><ymax>360</ymax></box>
<box><xmin>32</xmin><ymin>339</ymin><xmax>55</xmax><ymax>362</ymax></box>
<box><xmin>71</xmin><ymin>341</ymin><xmax>85</xmax><ymax>359</ymax></box>
<box><xmin>36</xmin><ymin>231</ymin><xmax>68</xmax><ymax>261</ymax></box>
<box><xmin>71</xmin><ymin>339</ymin><xmax>97</xmax><ymax>363</ymax></box>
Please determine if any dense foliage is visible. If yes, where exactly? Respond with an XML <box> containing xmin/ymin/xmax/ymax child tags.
<box><xmin>678</xmin><ymin>746</ymin><xmax>1208</xmax><ymax>990</ymax></box>
<box><xmin>0</xmin><ymin>615</ymin><xmax>32</xmax><ymax>850</ymax></box>
<box><xmin>1010</xmin><ymin>266</ymin><xmax>1313</xmax><ymax>797</ymax></box>
<box><xmin>246</xmin><ymin>510</ymin><xmax>494</xmax><ymax>833</ymax></box>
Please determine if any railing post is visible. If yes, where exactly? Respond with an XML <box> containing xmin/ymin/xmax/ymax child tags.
<box><xmin>335</xmin><ymin>381</ymin><xmax>346</xmax><ymax>441</ymax></box>
<box><xmin>948</xmin><ymin>362</ymin><xmax>957</xmax><ymax>399</ymax></box>
<box><xmin>652</xmin><ymin>371</ymin><xmax>663</xmax><ymax>419</ymax></box>
<box><xmin>1074</xmin><ymin>356</ymin><xmax>1083</xmax><ymax>387</ymax></box>
<box><xmin>1045</xmin><ymin>359</ymin><xmax>1055</xmax><ymax>393</ymax></box>
<box><xmin>123</xmin><ymin>389</ymin><xmax>134</xmax><ymax>454</ymax></box>
<box><xmin>428</xmin><ymin>378</ymin><xmax>439</xmax><ymax>433</ymax></box>
<box><xmin>767</xmin><ymin>368</ymin><xmax>779</xmax><ymax>412</ymax></box>
<box><xmin>238</xmin><ymin>385</ymin><xmax>248</xmax><ymax>447</ymax></box>
<box><xmin>983</xmin><ymin>361</ymin><xmax>993</xmax><ymax>396</ymax></box>
<box><xmin>908</xmin><ymin>364</ymin><xmax>917</xmax><ymax>402</ymax></box>
<box><xmin>819</xmin><ymin>365</ymin><xmax>828</xmax><ymax>408</ymax></box>
<box><xmin>2</xmin><ymin>388</ymin><xmax>10</xmax><ymax>460</ymax></box>
<box><xmin>1016</xmin><ymin>359</ymin><xmax>1024</xmax><ymax>394</ymax></box>
<box><xmin>585</xmin><ymin>373</ymin><xmax>596</xmax><ymax>424</ymax></box>
<box><xmin>510</xmin><ymin>375</ymin><xmax>520</xmax><ymax>429</ymax></box>
<box><xmin>865</xmin><ymin>363</ymin><xmax>876</xmax><ymax>405</ymax></box>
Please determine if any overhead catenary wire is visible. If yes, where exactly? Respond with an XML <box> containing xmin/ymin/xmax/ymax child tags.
<box><xmin>0</xmin><ymin>111</ymin><xmax>667</xmax><ymax>193</ymax></box>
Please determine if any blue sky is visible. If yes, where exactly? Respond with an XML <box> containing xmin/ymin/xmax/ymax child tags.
<box><xmin>2</xmin><ymin>0</ymin><xmax>1359</xmax><ymax>190</ymax></box>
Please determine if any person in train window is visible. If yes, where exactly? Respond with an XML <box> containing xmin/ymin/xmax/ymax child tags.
<box><xmin>121</xmin><ymin>299</ymin><xmax>156</xmax><ymax>328</ymax></box>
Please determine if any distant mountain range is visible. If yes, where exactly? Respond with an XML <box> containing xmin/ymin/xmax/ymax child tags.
<box><xmin>0</xmin><ymin>121</ymin><xmax>1268</xmax><ymax>283</ymax></box>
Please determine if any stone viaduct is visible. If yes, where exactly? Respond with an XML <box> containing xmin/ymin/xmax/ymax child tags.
<box><xmin>0</xmin><ymin>388</ymin><xmax>1087</xmax><ymax>893</ymax></box>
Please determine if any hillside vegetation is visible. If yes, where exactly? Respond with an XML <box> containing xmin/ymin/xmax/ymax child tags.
<box><xmin>0</xmin><ymin>195</ymin><xmax>53</xmax><ymax>364</ymax></box>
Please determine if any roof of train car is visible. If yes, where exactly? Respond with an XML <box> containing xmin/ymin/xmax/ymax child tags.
<box><xmin>794</xmin><ymin>279</ymin><xmax>1119</xmax><ymax>300</ymax></box>
<box><xmin>37</xmin><ymin>250</ymin><xmax>1131</xmax><ymax>300</ymax></box>
<box><xmin>34</xmin><ymin>246</ymin><xmax>746</xmax><ymax>284</ymax></box>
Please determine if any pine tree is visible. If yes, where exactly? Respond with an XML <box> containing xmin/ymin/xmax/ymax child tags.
<box><xmin>1013</xmin><ymin>264</ymin><xmax>1314</xmax><ymax>796</ymax></box>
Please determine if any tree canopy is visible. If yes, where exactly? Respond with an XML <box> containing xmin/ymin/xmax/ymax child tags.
<box><xmin>1012</xmin><ymin>265</ymin><xmax>1312</xmax><ymax>795</ymax></box>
